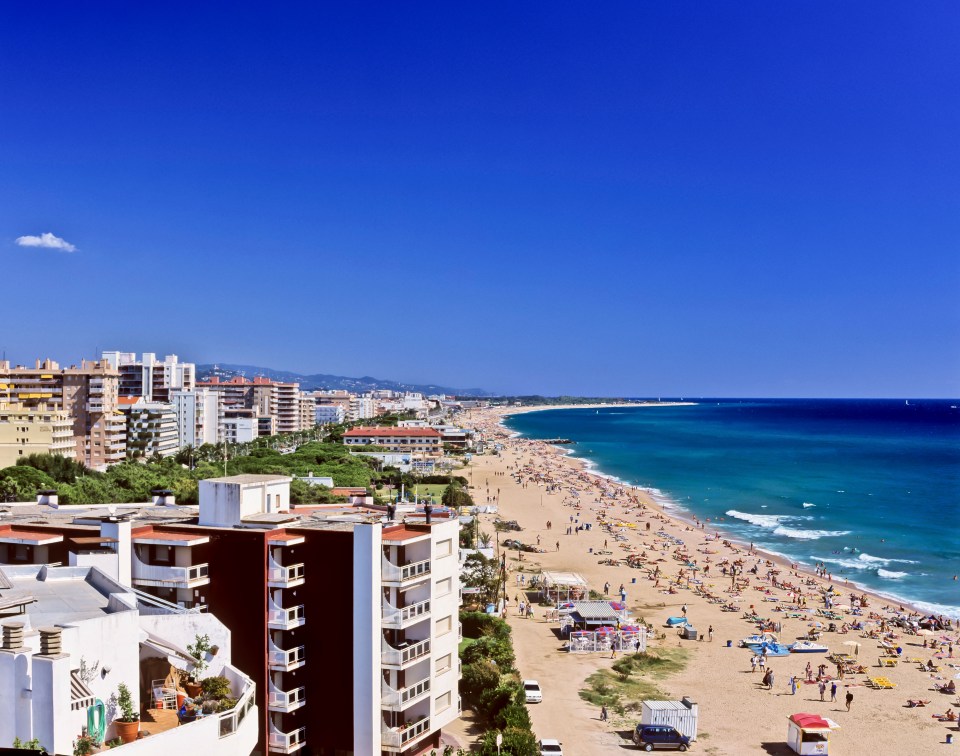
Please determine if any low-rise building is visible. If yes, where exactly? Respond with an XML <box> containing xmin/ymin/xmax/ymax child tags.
<box><xmin>343</xmin><ymin>427</ymin><xmax>443</xmax><ymax>456</ymax></box>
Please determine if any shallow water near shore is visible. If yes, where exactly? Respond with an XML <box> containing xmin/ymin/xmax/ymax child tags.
<box><xmin>504</xmin><ymin>399</ymin><xmax>960</xmax><ymax>618</ymax></box>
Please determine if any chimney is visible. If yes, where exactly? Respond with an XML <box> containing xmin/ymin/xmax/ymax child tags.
<box><xmin>37</xmin><ymin>490</ymin><xmax>59</xmax><ymax>508</ymax></box>
<box><xmin>386</xmin><ymin>504</ymin><xmax>396</xmax><ymax>522</ymax></box>
<box><xmin>38</xmin><ymin>627</ymin><xmax>62</xmax><ymax>656</ymax></box>
<box><xmin>150</xmin><ymin>488</ymin><xmax>176</xmax><ymax>506</ymax></box>
<box><xmin>2</xmin><ymin>622</ymin><xmax>24</xmax><ymax>651</ymax></box>
<box><xmin>424</xmin><ymin>504</ymin><xmax>433</xmax><ymax>525</ymax></box>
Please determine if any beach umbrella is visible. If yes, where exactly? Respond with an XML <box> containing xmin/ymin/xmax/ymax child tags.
<box><xmin>841</xmin><ymin>641</ymin><xmax>861</xmax><ymax>656</ymax></box>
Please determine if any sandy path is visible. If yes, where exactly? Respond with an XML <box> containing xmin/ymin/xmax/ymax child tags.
<box><xmin>445</xmin><ymin>406</ymin><xmax>959</xmax><ymax>755</ymax></box>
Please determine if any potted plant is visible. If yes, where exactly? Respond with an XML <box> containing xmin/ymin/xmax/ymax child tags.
<box><xmin>73</xmin><ymin>733</ymin><xmax>96</xmax><ymax>756</ymax></box>
<box><xmin>184</xmin><ymin>634</ymin><xmax>211</xmax><ymax>698</ymax></box>
<box><xmin>113</xmin><ymin>682</ymin><xmax>140</xmax><ymax>744</ymax></box>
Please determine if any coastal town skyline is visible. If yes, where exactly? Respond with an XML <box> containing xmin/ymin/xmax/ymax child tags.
<box><xmin>3</xmin><ymin>4</ymin><xmax>957</xmax><ymax>399</ymax></box>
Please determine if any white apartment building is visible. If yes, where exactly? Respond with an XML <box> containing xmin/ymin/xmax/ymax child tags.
<box><xmin>349</xmin><ymin>395</ymin><xmax>377</xmax><ymax>422</ymax></box>
<box><xmin>314</xmin><ymin>404</ymin><xmax>345</xmax><ymax>425</ymax></box>
<box><xmin>120</xmin><ymin>399</ymin><xmax>180</xmax><ymax>459</ymax></box>
<box><xmin>172</xmin><ymin>388</ymin><xmax>221</xmax><ymax>448</ymax></box>
<box><xmin>221</xmin><ymin>415</ymin><xmax>257</xmax><ymax>444</ymax></box>
<box><xmin>103</xmin><ymin>352</ymin><xmax>196</xmax><ymax>403</ymax></box>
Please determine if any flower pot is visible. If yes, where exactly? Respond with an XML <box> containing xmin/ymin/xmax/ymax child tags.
<box><xmin>115</xmin><ymin>719</ymin><xmax>140</xmax><ymax>744</ymax></box>
<box><xmin>184</xmin><ymin>681</ymin><xmax>203</xmax><ymax>699</ymax></box>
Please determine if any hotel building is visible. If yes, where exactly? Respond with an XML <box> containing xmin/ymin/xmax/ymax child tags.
<box><xmin>0</xmin><ymin>474</ymin><xmax>462</xmax><ymax>755</ymax></box>
<box><xmin>343</xmin><ymin>427</ymin><xmax>443</xmax><ymax>456</ymax></box>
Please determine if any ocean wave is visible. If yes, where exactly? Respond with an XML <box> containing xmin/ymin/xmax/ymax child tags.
<box><xmin>856</xmin><ymin>553</ymin><xmax>919</xmax><ymax>566</ymax></box>
<box><xmin>725</xmin><ymin>510</ymin><xmax>805</xmax><ymax>528</ymax></box>
<box><xmin>772</xmin><ymin>526</ymin><xmax>851</xmax><ymax>540</ymax></box>
<box><xmin>820</xmin><ymin>553</ymin><xmax>920</xmax><ymax>570</ymax></box>
<box><xmin>877</xmin><ymin>569</ymin><xmax>909</xmax><ymax>579</ymax></box>
<box><xmin>802</xmin><ymin>502</ymin><xmax>816</xmax><ymax>508</ymax></box>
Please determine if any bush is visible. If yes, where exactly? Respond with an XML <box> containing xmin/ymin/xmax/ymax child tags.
<box><xmin>494</xmin><ymin>702</ymin><xmax>531</xmax><ymax>731</ymax></box>
<box><xmin>460</xmin><ymin>611</ymin><xmax>511</xmax><ymax>641</ymax></box>
<box><xmin>461</xmin><ymin>636</ymin><xmax>515</xmax><ymax>672</ymax></box>
<box><xmin>460</xmin><ymin>660</ymin><xmax>501</xmax><ymax>703</ymax></box>
<box><xmin>477</xmin><ymin>726</ymin><xmax>538</xmax><ymax>755</ymax></box>
<box><xmin>477</xmin><ymin>684</ymin><xmax>518</xmax><ymax>726</ymax></box>
<box><xmin>115</xmin><ymin>682</ymin><xmax>139</xmax><ymax>722</ymax></box>
<box><xmin>201</xmin><ymin>675</ymin><xmax>232</xmax><ymax>700</ymax></box>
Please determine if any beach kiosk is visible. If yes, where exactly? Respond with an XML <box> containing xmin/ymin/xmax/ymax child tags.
<box><xmin>539</xmin><ymin>571</ymin><xmax>589</xmax><ymax>603</ymax></box>
<box><xmin>787</xmin><ymin>713</ymin><xmax>840</xmax><ymax>755</ymax></box>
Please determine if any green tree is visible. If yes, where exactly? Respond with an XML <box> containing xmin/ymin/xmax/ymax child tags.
<box><xmin>477</xmin><ymin>726</ymin><xmax>538</xmax><ymax>755</ymax></box>
<box><xmin>460</xmin><ymin>659</ymin><xmax>501</xmax><ymax>704</ymax></box>
<box><xmin>461</xmin><ymin>636</ymin><xmax>515</xmax><ymax>672</ymax></box>
<box><xmin>461</xmin><ymin>553</ymin><xmax>500</xmax><ymax>604</ymax></box>
<box><xmin>0</xmin><ymin>465</ymin><xmax>56</xmax><ymax>501</ymax></box>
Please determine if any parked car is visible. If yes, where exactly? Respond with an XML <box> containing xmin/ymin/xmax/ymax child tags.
<box><xmin>539</xmin><ymin>739</ymin><xmax>563</xmax><ymax>755</ymax></box>
<box><xmin>633</xmin><ymin>724</ymin><xmax>691</xmax><ymax>751</ymax></box>
<box><xmin>524</xmin><ymin>679</ymin><xmax>543</xmax><ymax>703</ymax></box>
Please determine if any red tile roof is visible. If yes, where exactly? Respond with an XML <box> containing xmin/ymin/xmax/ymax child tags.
<box><xmin>344</xmin><ymin>427</ymin><xmax>441</xmax><ymax>438</ymax></box>
<box><xmin>382</xmin><ymin>525</ymin><xmax>431</xmax><ymax>541</ymax></box>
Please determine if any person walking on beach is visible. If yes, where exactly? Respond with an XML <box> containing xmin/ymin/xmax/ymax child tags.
<box><xmin>805</xmin><ymin>662</ymin><xmax>813</xmax><ymax>682</ymax></box>
<box><xmin>845</xmin><ymin>690</ymin><xmax>854</xmax><ymax>711</ymax></box>
<box><xmin>750</xmin><ymin>655</ymin><xmax>758</xmax><ymax>673</ymax></box>
<box><xmin>681</xmin><ymin>604</ymin><xmax>688</xmax><ymax>618</ymax></box>
<box><xmin>556</xmin><ymin>541</ymin><xmax>560</xmax><ymax>551</ymax></box>
<box><xmin>790</xmin><ymin>675</ymin><xmax>797</xmax><ymax>695</ymax></box>
<box><xmin>708</xmin><ymin>625</ymin><xmax>714</xmax><ymax>642</ymax></box>
<box><xmin>600</xmin><ymin>705</ymin><xmax>608</xmax><ymax>722</ymax></box>
<box><xmin>818</xmin><ymin>680</ymin><xmax>826</xmax><ymax>701</ymax></box>
<box><xmin>830</xmin><ymin>681</ymin><xmax>837</xmax><ymax>702</ymax></box>
<box><xmin>604</xmin><ymin>581</ymin><xmax>610</xmax><ymax>595</ymax></box>
<box><xmin>768</xmin><ymin>668</ymin><xmax>775</xmax><ymax>691</ymax></box>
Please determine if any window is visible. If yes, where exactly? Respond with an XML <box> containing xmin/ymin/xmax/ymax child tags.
<box><xmin>436</xmin><ymin>577</ymin><xmax>452</xmax><ymax>596</ymax></box>
<box><xmin>436</xmin><ymin>653</ymin><xmax>452</xmax><ymax>674</ymax></box>
<box><xmin>435</xmin><ymin>691</ymin><xmax>451</xmax><ymax>712</ymax></box>
<box><xmin>437</xmin><ymin>539</ymin><xmax>452</xmax><ymax>557</ymax></box>
<box><xmin>435</xmin><ymin>615</ymin><xmax>452</xmax><ymax>635</ymax></box>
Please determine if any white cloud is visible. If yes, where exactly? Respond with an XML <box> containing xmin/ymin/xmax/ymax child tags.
<box><xmin>15</xmin><ymin>232</ymin><xmax>78</xmax><ymax>253</ymax></box>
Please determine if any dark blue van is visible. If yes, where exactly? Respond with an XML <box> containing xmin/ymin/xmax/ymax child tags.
<box><xmin>633</xmin><ymin>724</ymin><xmax>691</xmax><ymax>751</ymax></box>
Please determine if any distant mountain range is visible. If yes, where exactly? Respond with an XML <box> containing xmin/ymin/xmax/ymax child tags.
<box><xmin>196</xmin><ymin>363</ymin><xmax>492</xmax><ymax>397</ymax></box>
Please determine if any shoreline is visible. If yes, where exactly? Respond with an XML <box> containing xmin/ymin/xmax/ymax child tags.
<box><xmin>493</xmin><ymin>404</ymin><xmax>954</xmax><ymax>621</ymax></box>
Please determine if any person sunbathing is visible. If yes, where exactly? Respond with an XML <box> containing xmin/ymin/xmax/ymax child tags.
<box><xmin>906</xmin><ymin>699</ymin><xmax>930</xmax><ymax>707</ymax></box>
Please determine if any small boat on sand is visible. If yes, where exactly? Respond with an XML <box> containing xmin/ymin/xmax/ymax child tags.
<box><xmin>790</xmin><ymin>641</ymin><xmax>829</xmax><ymax>653</ymax></box>
<box><xmin>747</xmin><ymin>641</ymin><xmax>793</xmax><ymax>656</ymax></box>
<box><xmin>739</xmin><ymin>633</ymin><xmax>777</xmax><ymax>648</ymax></box>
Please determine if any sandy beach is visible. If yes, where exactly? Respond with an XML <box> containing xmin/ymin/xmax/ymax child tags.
<box><xmin>448</xmin><ymin>405</ymin><xmax>959</xmax><ymax>755</ymax></box>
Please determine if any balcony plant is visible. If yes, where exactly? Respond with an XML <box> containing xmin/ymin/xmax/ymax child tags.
<box><xmin>184</xmin><ymin>633</ymin><xmax>212</xmax><ymax>698</ymax></box>
<box><xmin>72</xmin><ymin>733</ymin><xmax>96</xmax><ymax>756</ymax></box>
<box><xmin>113</xmin><ymin>682</ymin><xmax>140</xmax><ymax>743</ymax></box>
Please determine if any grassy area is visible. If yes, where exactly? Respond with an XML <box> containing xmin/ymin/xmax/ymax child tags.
<box><xmin>374</xmin><ymin>483</ymin><xmax>448</xmax><ymax>503</ymax></box>
<box><xmin>579</xmin><ymin>648</ymin><xmax>689</xmax><ymax>719</ymax></box>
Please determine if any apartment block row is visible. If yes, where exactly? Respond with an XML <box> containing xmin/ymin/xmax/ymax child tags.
<box><xmin>0</xmin><ymin>474</ymin><xmax>462</xmax><ymax>755</ymax></box>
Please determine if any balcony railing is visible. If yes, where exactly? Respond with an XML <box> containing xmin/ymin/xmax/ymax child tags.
<box><xmin>268</xmin><ymin>640</ymin><xmax>306</xmax><ymax>672</ymax></box>
<box><xmin>131</xmin><ymin>554</ymin><xmax>210</xmax><ymax>588</ymax></box>
<box><xmin>381</xmin><ymin>717</ymin><xmax>430</xmax><ymax>749</ymax></box>
<box><xmin>268</xmin><ymin>555</ymin><xmax>305</xmax><ymax>588</ymax></box>
<box><xmin>381</xmin><ymin>555</ymin><xmax>431</xmax><ymax>584</ymax></box>
<box><xmin>268</xmin><ymin>682</ymin><xmax>306</xmax><ymax>713</ymax></box>
<box><xmin>381</xmin><ymin>637</ymin><xmax>430</xmax><ymax>667</ymax></box>
<box><xmin>268</xmin><ymin>598</ymin><xmax>305</xmax><ymax>630</ymax></box>
<box><xmin>217</xmin><ymin>674</ymin><xmax>256</xmax><ymax>739</ymax></box>
<box><xmin>268</xmin><ymin>724</ymin><xmax>306</xmax><ymax>754</ymax></box>
<box><xmin>382</xmin><ymin>598</ymin><xmax>430</xmax><ymax>629</ymax></box>
<box><xmin>381</xmin><ymin>677</ymin><xmax>430</xmax><ymax>711</ymax></box>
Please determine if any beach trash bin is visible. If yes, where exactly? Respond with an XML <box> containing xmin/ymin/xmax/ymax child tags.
<box><xmin>632</xmin><ymin>577</ymin><xmax>636</xmax><ymax>583</ymax></box>
<box><xmin>589</xmin><ymin>548</ymin><xmax>593</xmax><ymax>553</ymax></box>
<box><xmin>727</xmin><ymin>640</ymin><xmax>732</xmax><ymax>647</ymax></box>
<box><xmin>947</xmin><ymin>733</ymin><xmax>953</xmax><ymax>744</ymax></box>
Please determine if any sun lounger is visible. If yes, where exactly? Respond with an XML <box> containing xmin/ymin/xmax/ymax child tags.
<box><xmin>880</xmin><ymin>658</ymin><xmax>898</xmax><ymax>667</ymax></box>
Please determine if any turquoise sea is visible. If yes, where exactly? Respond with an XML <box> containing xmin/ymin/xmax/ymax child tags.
<box><xmin>504</xmin><ymin>400</ymin><xmax>960</xmax><ymax>618</ymax></box>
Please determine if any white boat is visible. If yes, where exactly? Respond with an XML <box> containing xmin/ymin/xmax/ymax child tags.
<box><xmin>739</xmin><ymin>633</ymin><xmax>777</xmax><ymax>648</ymax></box>
<box><xmin>790</xmin><ymin>641</ymin><xmax>829</xmax><ymax>653</ymax></box>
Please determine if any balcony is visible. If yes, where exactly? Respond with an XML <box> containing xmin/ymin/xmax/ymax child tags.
<box><xmin>268</xmin><ymin>681</ymin><xmax>306</xmax><ymax>713</ymax></box>
<box><xmin>268</xmin><ymin>639</ymin><xmax>305</xmax><ymax>672</ymax></box>
<box><xmin>382</xmin><ymin>598</ymin><xmax>430</xmax><ymax>629</ymax></box>
<box><xmin>381</xmin><ymin>717</ymin><xmax>430</xmax><ymax>751</ymax></box>
<box><xmin>381</xmin><ymin>637</ymin><xmax>430</xmax><ymax>668</ymax></box>
<box><xmin>381</xmin><ymin>555</ymin><xmax>431</xmax><ymax>585</ymax></box>
<box><xmin>381</xmin><ymin>676</ymin><xmax>430</xmax><ymax>711</ymax></box>
<box><xmin>268</xmin><ymin>723</ymin><xmax>306</xmax><ymax>754</ymax></box>
<box><xmin>131</xmin><ymin>555</ymin><xmax>210</xmax><ymax>589</ymax></box>
<box><xmin>268</xmin><ymin>596</ymin><xmax>305</xmax><ymax>630</ymax></box>
<box><xmin>268</xmin><ymin>555</ymin><xmax>305</xmax><ymax>588</ymax></box>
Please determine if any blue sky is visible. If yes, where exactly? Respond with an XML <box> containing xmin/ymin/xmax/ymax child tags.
<box><xmin>2</xmin><ymin>3</ymin><xmax>958</xmax><ymax>397</ymax></box>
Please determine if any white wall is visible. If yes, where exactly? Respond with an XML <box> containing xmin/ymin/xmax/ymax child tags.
<box><xmin>352</xmin><ymin>523</ymin><xmax>381</xmax><ymax>755</ymax></box>
<box><xmin>430</xmin><ymin>518</ymin><xmax>462</xmax><ymax>731</ymax></box>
